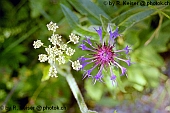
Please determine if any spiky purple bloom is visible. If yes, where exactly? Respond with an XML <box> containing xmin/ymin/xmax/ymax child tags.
<box><xmin>79</xmin><ymin>25</ymin><xmax>131</xmax><ymax>85</ymax></box>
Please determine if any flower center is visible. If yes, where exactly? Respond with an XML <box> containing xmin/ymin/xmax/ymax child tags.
<box><xmin>95</xmin><ymin>45</ymin><xmax>115</xmax><ymax>65</ymax></box>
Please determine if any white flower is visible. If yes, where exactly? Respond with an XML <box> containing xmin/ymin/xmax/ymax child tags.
<box><xmin>33</xmin><ymin>40</ymin><xmax>43</xmax><ymax>49</ymax></box>
<box><xmin>48</xmin><ymin>34</ymin><xmax>62</xmax><ymax>46</ymax></box>
<box><xmin>72</xmin><ymin>60</ymin><xmax>82</xmax><ymax>71</ymax></box>
<box><xmin>46</xmin><ymin>21</ymin><xmax>59</xmax><ymax>32</ymax></box>
<box><xmin>56</xmin><ymin>55</ymin><xmax>66</xmax><ymax>65</ymax></box>
<box><xmin>49</xmin><ymin>66</ymin><xmax>58</xmax><ymax>77</ymax></box>
<box><xmin>38</xmin><ymin>54</ymin><xmax>48</xmax><ymax>62</ymax></box>
<box><xmin>34</xmin><ymin>21</ymin><xmax>83</xmax><ymax>79</ymax></box>
<box><xmin>66</xmin><ymin>47</ymin><xmax>75</xmax><ymax>56</ymax></box>
<box><xmin>69</xmin><ymin>33</ymin><xmax>80</xmax><ymax>44</ymax></box>
<box><xmin>45</xmin><ymin>45</ymin><xmax>53</xmax><ymax>55</ymax></box>
<box><xmin>52</xmin><ymin>46</ymin><xmax>63</xmax><ymax>56</ymax></box>
<box><xmin>48</xmin><ymin>54</ymin><xmax>56</xmax><ymax>64</ymax></box>
<box><xmin>60</xmin><ymin>44</ymin><xmax>67</xmax><ymax>50</ymax></box>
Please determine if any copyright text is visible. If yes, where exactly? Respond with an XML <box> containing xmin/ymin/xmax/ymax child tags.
<box><xmin>0</xmin><ymin>105</ymin><xmax>67</xmax><ymax>111</ymax></box>
<box><xmin>103</xmin><ymin>1</ymin><xmax>170</xmax><ymax>6</ymax></box>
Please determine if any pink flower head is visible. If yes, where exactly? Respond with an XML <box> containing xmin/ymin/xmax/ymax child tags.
<box><xmin>79</xmin><ymin>24</ymin><xmax>131</xmax><ymax>85</ymax></box>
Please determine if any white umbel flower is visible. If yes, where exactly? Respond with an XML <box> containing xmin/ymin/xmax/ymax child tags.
<box><xmin>60</xmin><ymin>44</ymin><xmax>67</xmax><ymax>50</ymax></box>
<box><xmin>56</xmin><ymin>55</ymin><xmax>66</xmax><ymax>65</ymax></box>
<box><xmin>45</xmin><ymin>45</ymin><xmax>53</xmax><ymax>55</ymax></box>
<box><xmin>38</xmin><ymin>54</ymin><xmax>48</xmax><ymax>62</ymax></box>
<box><xmin>72</xmin><ymin>60</ymin><xmax>82</xmax><ymax>71</ymax></box>
<box><xmin>33</xmin><ymin>40</ymin><xmax>43</xmax><ymax>49</ymax></box>
<box><xmin>48</xmin><ymin>34</ymin><xmax>62</xmax><ymax>46</ymax></box>
<box><xmin>49</xmin><ymin>66</ymin><xmax>58</xmax><ymax>77</ymax></box>
<box><xmin>34</xmin><ymin>21</ymin><xmax>82</xmax><ymax>79</ymax></box>
<box><xmin>52</xmin><ymin>46</ymin><xmax>63</xmax><ymax>56</ymax></box>
<box><xmin>48</xmin><ymin>54</ymin><xmax>55</xmax><ymax>64</ymax></box>
<box><xmin>46</xmin><ymin>21</ymin><xmax>59</xmax><ymax>32</ymax></box>
<box><xmin>66</xmin><ymin>47</ymin><xmax>75</xmax><ymax>56</ymax></box>
<box><xmin>69</xmin><ymin>33</ymin><xmax>80</xmax><ymax>44</ymax></box>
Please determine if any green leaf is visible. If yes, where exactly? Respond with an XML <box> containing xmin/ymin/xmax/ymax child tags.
<box><xmin>100</xmin><ymin>15</ymin><xmax>109</xmax><ymax>32</ymax></box>
<box><xmin>60</xmin><ymin>4</ymin><xmax>79</xmax><ymax>28</ymax></box>
<box><xmin>114</xmin><ymin>69</ymin><xmax>126</xmax><ymax>92</ymax></box>
<box><xmin>68</xmin><ymin>0</ymin><xmax>110</xmax><ymax>24</ymax></box>
<box><xmin>61</xmin><ymin>4</ymin><xmax>99</xmax><ymax>40</ymax></box>
<box><xmin>124</xmin><ymin>29</ymin><xmax>140</xmax><ymax>47</ymax></box>
<box><xmin>128</xmin><ymin>65</ymin><xmax>146</xmax><ymax>91</ymax></box>
<box><xmin>41</xmin><ymin>65</ymin><xmax>50</xmax><ymax>82</ymax></box>
<box><xmin>149</xmin><ymin>5</ymin><xmax>170</xmax><ymax>19</ymax></box>
<box><xmin>73</xmin><ymin>25</ymin><xmax>99</xmax><ymax>40</ymax></box>
<box><xmin>103</xmin><ymin>68</ymin><xmax>126</xmax><ymax>92</ymax></box>
<box><xmin>150</xmin><ymin>32</ymin><xmax>170</xmax><ymax>52</ymax></box>
<box><xmin>29</xmin><ymin>0</ymin><xmax>51</xmax><ymax>20</ymax></box>
<box><xmin>111</xmin><ymin>6</ymin><xmax>166</xmax><ymax>33</ymax></box>
<box><xmin>132</xmin><ymin>46</ymin><xmax>164</xmax><ymax>67</ymax></box>
<box><xmin>85</xmin><ymin>79</ymin><xmax>103</xmax><ymax>101</ymax></box>
<box><xmin>142</xmin><ymin>65</ymin><xmax>160</xmax><ymax>87</ymax></box>
<box><xmin>111</xmin><ymin>6</ymin><xmax>150</xmax><ymax>25</ymax></box>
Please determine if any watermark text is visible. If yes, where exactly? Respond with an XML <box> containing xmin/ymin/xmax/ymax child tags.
<box><xmin>0</xmin><ymin>105</ymin><xmax>67</xmax><ymax>112</ymax></box>
<box><xmin>103</xmin><ymin>1</ymin><xmax>170</xmax><ymax>6</ymax></box>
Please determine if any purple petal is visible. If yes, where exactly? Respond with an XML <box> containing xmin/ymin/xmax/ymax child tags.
<box><xmin>124</xmin><ymin>45</ymin><xmax>131</xmax><ymax>54</ymax></box>
<box><xmin>125</xmin><ymin>59</ymin><xmax>131</xmax><ymax>66</ymax></box>
<box><xmin>109</xmin><ymin>29</ymin><xmax>114</xmax><ymax>40</ymax></box>
<box><xmin>83</xmin><ymin>36</ymin><xmax>92</xmax><ymax>45</ymax></box>
<box><xmin>93</xmin><ymin>73</ymin><xmax>103</xmax><ymax>84</ymax></box>
<box><xmin>108</xmin><ymin>25</ymin><xmax>120</xmax><ymax>45</ymax></box>
<box><xmin>115</xmin><ymin>57</ymin><xmax>131</xmax><ymax>66</ymax></box>
<box><xmin>81</xmin><ymin>61</ymin><xmax>94</xmax><ymax>70</ymax></box>
<box><xmin>93</xmin><ymin>65</ymin><xmax>104</xmax><ymax>84</ymax></box>
<box><xmin>94</xmin><ymin>27</ymin><xmax>102</xmax><ymax>43</ymax></box>
<box><xmin>113</xmin><ymin>28</ymin><xmax>120</xmax><ymax>39</ymax></box>
<box><xmin>79</xmin><ymin>56</ymin><xmax>96</xmax><ymax>70</ymax></box>
<box><xmin>108</xmin><ymin>25</ymin><xmax>120</xmax><ymax>39</ymax></box>
<box><xmin>82</xmin><ymin>63</ymin><xmax>99</xmax><ymax>79</ymax></box>
<box><xmin>81</xmin><ymin>62</ymin><xmax>89</xmax><ymax>70</ymax></box>
<box><xmin>79</xmin><ymin>44</ymin><xmax>96</xmax><ymax>52</ymax></box>
<box><xmin>83</xmin><ymin>69</ymin><xmax>93</xmax><ymax>79</ymax></box>
<box><xmin>120</xmin><ymin>67</ymin><xmax>127</xmax><ymax>75</ymax></box>
<box><xmin>94</xmin><ymin>73</ymin><xmax>102</xmax><ymax>80</ymax></box>
<box><xmin>110</xmin><ymin>74</ymin><xmax>116</xmax><ymax>80</ymax></box>
<box><xmin>109</xmin><ymin>65</ymin><xmax>116</xmax><ymax>80</ymax></box>
<box><xmin>114</xmin><ymin>61</ymin><xmax>127</xmax><ymax>75</ymax></box>
<box><xmin>110</xmin><ymin>75</ymin><xmax>117</xmax><ymax>86</ymax></box>
<box><xmin>78</xmin><ymin>56</ymin><xmax>89</xmax><ymax>63</ymax></box>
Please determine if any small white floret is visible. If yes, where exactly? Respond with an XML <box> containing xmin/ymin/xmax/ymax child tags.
<box><xmin>69</xmin><ymin>33</ymin><xmax>80</xmax><ymax>44</ymax></box>
<box><xmin>46</xmin><ymin>21</ymin><xmax>59</xmax><ymax>32</ymax></box>
<box><xmin>33</xmin><ymin>40</ymin><xmax>43</xmax><ymax>49</ymax></box>
<box><xmin>38</xmin><ymin>54</ymin><xmax>48</xmax><ymax>62</ymax></box>
<box><xmin>66</xmin><ymin>47</ymin><xmax>75</xmax><ymax>56</ymax></box>
<box><xmin>49</xmin><ymin>66</ymin><xmax>58</xmax><ymax>77</ymax></box>
<box><xmin>72</xmin><ymin>60</ymin><xmax>82</xmax><ymax>71</ymax></box>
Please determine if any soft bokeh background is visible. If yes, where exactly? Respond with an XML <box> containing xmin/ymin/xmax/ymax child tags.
<box><xmin>0</xmin><ymin>0</ymin><xmax>170</xmax><ymax>113</ymax></box>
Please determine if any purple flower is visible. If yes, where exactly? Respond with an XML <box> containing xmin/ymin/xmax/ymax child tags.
<box><xmin>124</xmin><ymin>45</ymin><xmax>132</xmax><ymax>54</ymax></box>
<box><xmin>94</xmin><ymin>27</ymin><xmax>102</xmax><ymax>42</ymax></box>
<box><xmin>78</xmin><ymin>24</ymin><xmax>131</xmax><ymax>85</ymax></box>
<box><xmin>110</xmin><ymin>75</ymin><xmax>117</xmax><ymax>86</ymax></box>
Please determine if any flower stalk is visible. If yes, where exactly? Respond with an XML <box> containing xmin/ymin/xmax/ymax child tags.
<box><xmin>56</xmin><ymin>65</ymin><xmax>97</xmax><ymax>113</ymax></box>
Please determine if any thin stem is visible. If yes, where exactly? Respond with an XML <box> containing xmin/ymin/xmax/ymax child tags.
<box><xmin>56</xmin><ymin>65</ymin><xmax>97</xmax><ymax>113</ymax></box>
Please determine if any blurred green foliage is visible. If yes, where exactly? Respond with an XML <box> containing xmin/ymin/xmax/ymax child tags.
<box><xmin>0</xmin><ymin>0</ymin><xmax>170</xmax><ymax>113</ymax></box>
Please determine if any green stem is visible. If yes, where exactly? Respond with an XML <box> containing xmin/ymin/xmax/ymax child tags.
<box><xmin>56</xmin><ymin>65</ymin><xmax>97</xmax><ymax>113</ymax></box>
<box><xmin>66</xmin><ymin>73</ymin><xmax>88</xmax><ymax>113</ymax></box>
